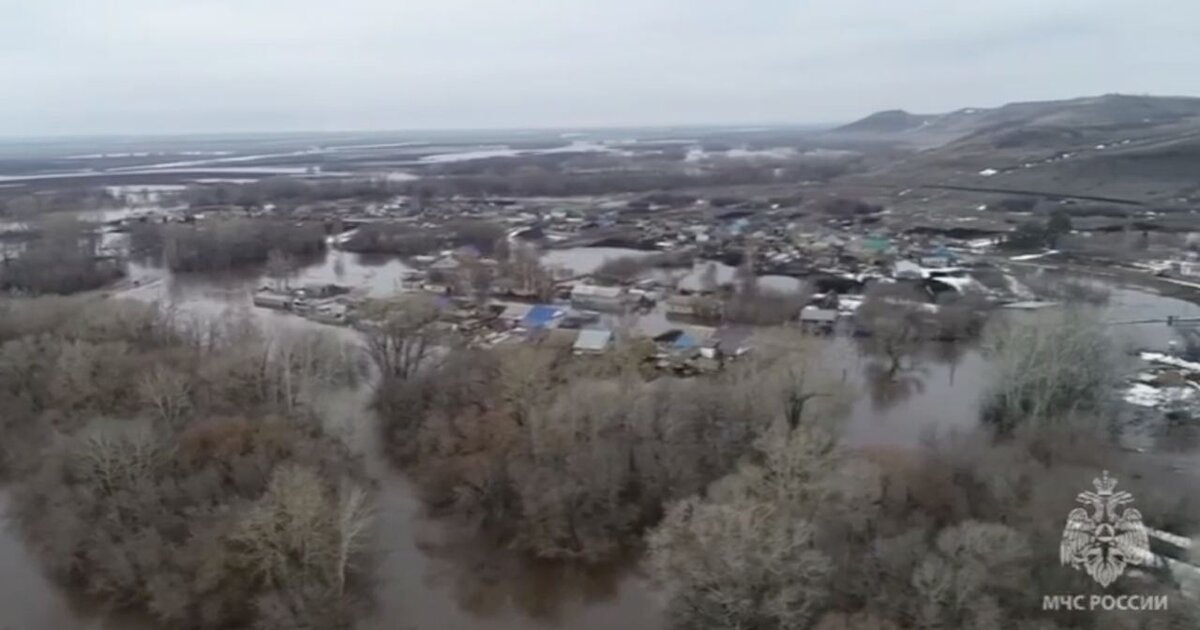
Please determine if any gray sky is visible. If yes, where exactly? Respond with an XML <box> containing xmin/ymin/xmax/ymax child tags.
<box><xmin>2</xmin><ymin>0</ymin><xmax>1195</xmax><ymax>135</ymax></box>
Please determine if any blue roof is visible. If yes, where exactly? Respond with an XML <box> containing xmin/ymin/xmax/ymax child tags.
<box><xmin>521</xmin><ymin>304</ymin><xmax>565</xmax><ymax>328</ymax></box>
<box><xmin>672</xmin><ymin>333</ymin><xmax>698</xmax><ymax>349</ymax></box>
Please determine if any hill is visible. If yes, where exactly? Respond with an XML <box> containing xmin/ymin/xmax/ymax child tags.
<box><xmin>834</xmin><ymin>94</ymin><xmax>1200</xmax><ymax>205</ymax></box>
<box><xmin>834</xmin><ymin>110</ymin><xmax>935</xmax><ymax>134</ymax></box>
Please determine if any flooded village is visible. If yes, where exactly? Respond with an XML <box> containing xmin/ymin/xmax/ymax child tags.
<box><xmin>4</xmin><ymin>123</ymin><xmax>1200</xmax><ymax>630</ymax></box>
<box><xmin>8</xmin><ymin>0</ymin><xmax>1200</xmax><ymax>622</ymax></box>
<box><xmin>107</xmin><ymin>181</ymin><xmax>1200</xmax><ymax>424</ymax></box>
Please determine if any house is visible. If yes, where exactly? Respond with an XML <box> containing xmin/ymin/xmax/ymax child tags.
<box><xmin>520</xmin><ymin>304</ymin><xmax>566</xmax><ymax>329</ymax></box>
<box><xmin>893</xmin><ymin>260</ymin><xmax>925</xmax><ymax>281</ymax></box>
<box><xmin>573</xmin><ymin>328</ymin><xmax>614</xmax><ymax>354</ymax></box>
<box><xmin>665</xmin><ymin>294</ymin><xmax>697</xmax><ymax>317</ymax></box>
<box><xmin>1172</xmin><ymin>261</ymin><xmax>1200</xmax><ymax>278</ymax></box>
<box><xmin>799</xmin><ymin>306</ymin><xmax>839</xmax><ymax>332</ymax></box>
<box><xmin>570</xmin><ymin>284</ymin><xmax>628</xmax><ymax>312</ymax></box>
<box><xmin>919</xmin><ymin>245</ymin><xmax>955</xmax><ymax>269</ymax></box>
<box><xmin>927</xmin><ymin>271</ymin><xmax>983</xmax><ymax>294</ymax></box>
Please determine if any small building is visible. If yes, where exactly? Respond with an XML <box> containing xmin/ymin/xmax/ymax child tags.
<box><xmin>573</xmin><ymin>328</ymin><xmax>614</xmax><ymax>354</ymax></box>
<box><xmin>665</xmin><ymin>294</ymin><xmax>697</xmax><ymax>317</ymax></box>
<box><xmin>799</xmin><ymin>306</ymin><xmax>839</xmax><ymax>332</ymax></box>
<box><xmin>570</xmin><ymin>284</ymin><xmax>628</xmax><ymax>312</ymax></box>
<box><xmin>893</xmin><ymin>260</ymin><xmax>925</xmax><ymax>281</ymax></box>
<box><xmin>919</xmin><ymin>245</ymin><xmax>955</xmax><ymax>269</ymax></box>
<box><xmin>253</xmin><ymin>290</ymin><xmax>293</xmax><ymax>310</ymax></box>
<box><xmin>1172</xmin><ymin>261</ymin><xmax>1200</xmax><ymax>278</ymax></box>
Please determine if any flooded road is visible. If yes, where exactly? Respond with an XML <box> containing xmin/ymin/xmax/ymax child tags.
<box><xmin>1</xmin><ymin>245</ymin><xmax>1198</xmax><ymax>629</ymax></box>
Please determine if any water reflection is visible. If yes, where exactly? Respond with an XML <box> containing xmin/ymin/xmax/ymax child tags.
<box><xmin>862</xmin><ymin>360</ymin><xmax>929</xmax><ymax>411</ymax></box>
<box><xmin>423</xmin><ymin>541</ymin><xmax>643</xmax><ymax>625</ymax></box>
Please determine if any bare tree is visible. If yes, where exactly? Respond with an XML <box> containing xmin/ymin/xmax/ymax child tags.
<box><xmin>647</xmin><ymin>426</ymin><xmax>839</xmax><ymax>630</ymax></box>
<box><xmin>457</xmin><ymin>252</ymin><xmax>496</xmax><ymax>305</ymax></box>
<box><xmin>138</xmin><ymin>367</ymin><xmax>193</xmax><ymax>427</ymax></box>
<box><xmin>362</xmin><ymin>295</ymin><xmax>442</xmax><ymax>381</ymax></box>
<box><xmin>504</xmin><ymin>242</ymin><xmax>555</xmax><ymax>300</ymax></box>
<box><xmin>856</xmin><ymin>283</ymin><xmax>928</xmax><ymax>377</ymax></box>
<box><xmin>982</xmin><ymin>310</ymin><xmax>1119</xmax><ymax>435</ymax></box>
<box><xmin>265</xmin><ymin>249</ymin><xmax>296</xmax><ymax>291</ymax></box>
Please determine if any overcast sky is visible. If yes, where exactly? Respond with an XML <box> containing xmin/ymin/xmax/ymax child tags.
<box><xmin>1</xmin><ymin>0</ymin><xmax>1196</xmax><ymax>135</ymax></box>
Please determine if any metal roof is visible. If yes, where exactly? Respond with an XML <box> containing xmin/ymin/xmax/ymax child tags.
<box><xmin>521</xmin><ymin>304</ymin><xmax>566</xmax><ymax>328</ymax></box>
<box><xmin>571</xmin><ymin>284</ymin><xmax>624</xmax><ymax>299</ymax></box>
<box><xmin>573</xmin><ymin>328</ymin><xmax>613</xmax><ymax>351</ymax></box>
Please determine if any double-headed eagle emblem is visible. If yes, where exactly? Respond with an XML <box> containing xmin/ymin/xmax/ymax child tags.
<box><xmin>1060</xmin><ymin>471</ymin><xmax>1149</xmax><ymax>587</ymax></box>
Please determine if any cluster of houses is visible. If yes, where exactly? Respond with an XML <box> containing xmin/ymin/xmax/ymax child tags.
<box><xmin>240</xmin><ymin>190</ymin><xmax>1057</xmax><ymax>371</ymax></box>
<box><xmin>461</xmin><ymin>299</ymin><xmax>758</xmax><ymax>373</ymax></box>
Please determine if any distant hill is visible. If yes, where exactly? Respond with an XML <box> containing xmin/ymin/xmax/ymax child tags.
<box><xmin>834</xmin><ymin>94</ymin><xmax>1200</xmax><ymax>205</ymax></box>
<box><xmin>830</xmin><ymin>94</ymin><xmax>1200</xmax><ymax>149</ymax></box>
<box><xmin>834</xmin><ymin>110</ymin><xmax>934</xmax><ymax>134</ymax></box>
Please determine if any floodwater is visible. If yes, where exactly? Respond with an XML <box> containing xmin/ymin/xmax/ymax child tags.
<box><xmin>1</xmin><ymin>245</ymin><xmax>1197</xmax><ymax>629</ymax></box>
<box><xmin>542</xmin><ymin>247</ymin><xmax>806</xmax><ymax>294</ymax></box>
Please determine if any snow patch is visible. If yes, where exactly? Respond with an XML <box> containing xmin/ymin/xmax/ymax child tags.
<box><xmin>1141</xmin><ymin>352</ymin><xmax>1200</xmax><ymax>373</ymax></box>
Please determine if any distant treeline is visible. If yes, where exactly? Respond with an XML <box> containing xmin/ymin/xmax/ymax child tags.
<box><xmin>173</xmin><ymin>153</ymin><xmax>861</xmax><ymax>209</ymax></box>
<box><xmin>404</xmin><ymin>156</ymin><xmax>859</xmax><ymax>198</ymax></box>
<box><xmin>180</xmin><ymin>177</ymin><xmax>400</xmax><ymax>209</ymax></box>
<box><xmin>130</xmin><ymin>219</ymin><xmax>326</xmax><ymax>272</ymax></box>
<box><xmin>341</xmin><ymin>220</ymin><xmax>506</xmax><ymax>258</ymax></box>
<box><xmin>0</xmin><ymin>187</ymin><xmax>118</xmax><ymax>217</ymax></box>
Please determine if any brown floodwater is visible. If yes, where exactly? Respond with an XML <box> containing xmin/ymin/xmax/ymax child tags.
<box><xmin>1</xmin><ymin>247</ymin><xmax>1197</xmax><ymax>629</ymax></box>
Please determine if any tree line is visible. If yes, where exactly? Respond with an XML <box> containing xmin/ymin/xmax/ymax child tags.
<box><xmin>130</xmin><ymin>218</ymin><xmax>326</xmax><ymax>272</ymax></box>
<box><xmin>0</xmin><ymin>214</ymin><xmax>123</xmax><ymax>295</ymax></box>
<box><xmin>0</xmin><ymin>297</ymin><xmax>373</xmax><ymax>629</ymax></box>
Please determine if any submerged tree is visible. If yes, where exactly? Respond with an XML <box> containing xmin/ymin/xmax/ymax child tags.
<box><xmin>1</xmin><ymin>300</ymin><xmax>374</xmax><ymax>629</ymax></box>
<box><xmin>982</xmin><ymin>310</ymin><xmax>1119</xmax><ymax>435</ymax></box>
<box><xmin>856</xmin><ymin>283</ymin><xmax>929</xmax><ymax>378</ymax></box>
<box><xmin>361</xmin><ymin>294</ymin><xmax>443</xmax><ymax>381</ymax></box>
<box><xmin>265</xmin><ymin>248</ymin><xmax>297</xmax><ymax>291</ymax></box>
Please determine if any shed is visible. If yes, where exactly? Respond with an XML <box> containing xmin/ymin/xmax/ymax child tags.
<box><xmin>253</xmin><ymin>290</ymin><xmax>293</xmax><ymax>310</ymax></box>
<box><xmin>573</xmin><ymin>328</ymin><xmax>614</xmax><ymax>354</ymax></box>
<box><xmin>800</xmin><ymin>306</ymin><xmax>839</xmax><ymax>332</ymax></box>
<box><xmin>800</xmin><ymin>306</ymin><xmax>838</xmax><ymax>324</ymax></box>
<box><xmin>571</xmin><ymin>284</ymin><xmax>628</xmax><ymax>312</ymax></box>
